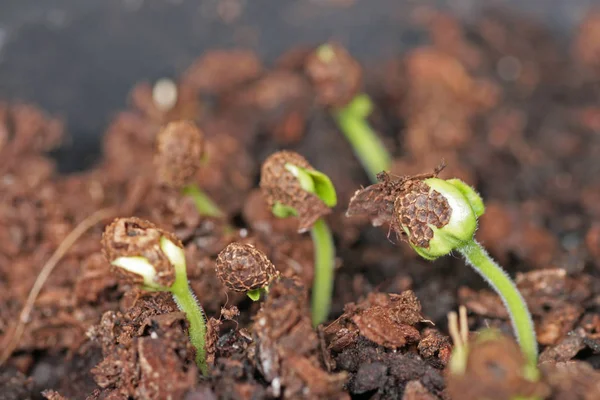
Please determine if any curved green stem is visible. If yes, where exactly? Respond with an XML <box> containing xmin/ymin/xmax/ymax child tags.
<box><xmin>170</xmin><ymin>256</ymin><xmax>208</xmax><ymax>376</ymax></box>
<box><xmin>310</xmin><ymin>218</ymin><xmax>335</xmax><ymax>327</ymax></box>
<box><xmin>333</xmin><ymin>94</ymin><xmax>392</xmax><ymax>183</ymax></box>
<box><xmin>182</xmin><ymin>184</ymin><xmax>223</xmax><ymax>218</ymax></box>
<box><xmin>458</xmin><ymin>240</ymin><xmax>539</xmax><ymax>380</ymax></box>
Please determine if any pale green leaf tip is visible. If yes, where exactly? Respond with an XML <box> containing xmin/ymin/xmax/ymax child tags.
<box><xmin>272</xmin><ymin>202</ymin><xmax>298</xmax><ymax>218</ymax></box>
<box><xmin>160</xmin><ymin>236</ymin><xmax>186</xmax><ymax>269</ymax></box>
<box><xmin>111</xmin><ymin>256</ymin><xmax>159</xmax><ymax>288</ymax></box>
<box><xmin>316</xmin><ymin>43</ymin><xmax>335</xmax><ymax>63</ymax></box>
<box><xmin>247</xmin><ymin>289</ymin><xmax>261</xmax><ymax>301</ymax></box>
<box><xmin>284</xmin><ymin>163</ymin><xmax>337</xmax><ymax>207</ymax></box>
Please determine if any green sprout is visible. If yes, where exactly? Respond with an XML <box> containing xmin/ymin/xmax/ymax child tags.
<box><xmin>447</xmin><ymin>307</ymin><xmax>546</xmax><ymax>400</ymax></box>
<box><xmin>347</xmin><ymin>169</ymin><xmax>539</xmax><ymax>380</ymax></box>
<box><xmin>155</xmin><ymin>120</ymin><xmax>223</xmax><ymax>218</ymax></box>
<box><xmin>102</xmin><ymin>217</ymin><xmax>209</xmax><ymax>375</ymax></box>
<box><xmin>333</xmin><ymin>94</ymin><xmax>392</xmax><ymax>183</ymax></box>
<box><xmin>260</xmin><ymin>151</ymin><xmax>337</xmax><ymax>327</ymax></box>
<box><xmin>215</xmin><ymin>242</ymin><xmax>279</xmax><ymax>301</ymax></box>
<box><xmin>306</xmin><ymin>43</ymin><xmax>392</xmax><ymax>183</ymax></box>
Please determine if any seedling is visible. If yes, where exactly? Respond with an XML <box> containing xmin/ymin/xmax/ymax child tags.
<box><xmin>260</xmin><ymin>151</ymin><xmax>337</xmax><ymax>327</ymax></box>
<box><xmin>347</xmin><ymin>166</ymin><xmax>539</xmax><ymax>380</ymax></box>
<box><xmin>155</xmin><ymin>120</ymin><xmax>223</xmax><ymax>217</ymax></box>
<box><xmin>305</xmin><ymin>43</ymin><xmax>392</xmax><ymax>183</ymax></box>
<box><xmin>216</xmin><ymin>242</ymin><xmax>279</xmax><ymax>301</ymax></box>
<box><xmin>101</xmin><ymin>217</ymin><xmax>209</xmax><ymax>375</ymax></box>
<box><xmin>446</xmin><ymin>307</ymin><xmax>547</xmax><ymax>400</ymax></box>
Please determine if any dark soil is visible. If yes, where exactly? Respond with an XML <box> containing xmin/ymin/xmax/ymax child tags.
<box><xmin>2</xmin><ymin>5</ymin><xmax>600</xmax><ymax>400</ymax></box>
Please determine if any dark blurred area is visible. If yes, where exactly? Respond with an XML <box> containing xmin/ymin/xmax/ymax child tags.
<box><xmin>0</xmin><ymin>0</ymin><xmax>593</xmax><ymax>172</ymax></box>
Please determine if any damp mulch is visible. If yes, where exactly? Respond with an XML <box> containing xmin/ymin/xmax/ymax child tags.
<box><xmin>1</xmin><ymin>6</ymin><xmax>600</xmax><ymax>400</ymax></box>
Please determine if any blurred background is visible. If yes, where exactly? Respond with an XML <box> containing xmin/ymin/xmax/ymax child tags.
<box><xmin>0</xmin><ymin>0</ymin><xmax>594</xmax><ymax>172</ymax></box>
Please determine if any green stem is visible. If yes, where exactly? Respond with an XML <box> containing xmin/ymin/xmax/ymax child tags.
<box><xmin>310</xmin><ymin>218</ymin><xmax>335</xmax><ymax>327</ymax></box>
<box><xmin>458</xmin><ymin>240</ymin><xmax>539</xmax><ymax>380</ymax></box>
<box><xmin>181</xmin><ymin>184</ymin><xmax>223</xmax><ymax>218</ymax></box>
<box><xmin>170</xmin><ymin>257</ymin><xmax>208</xmax><ymax>376</ymax></box>
<box><xmin>333</xmin><ymin>94</ymin><xmax>392</xmax><ymax>183</ymax></box>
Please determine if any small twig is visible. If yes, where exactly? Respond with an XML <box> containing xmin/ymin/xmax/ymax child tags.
<box><xmin>0</xmin><ymin>207</ymin><xmax>115</xmax><ymax>366</ymax></box>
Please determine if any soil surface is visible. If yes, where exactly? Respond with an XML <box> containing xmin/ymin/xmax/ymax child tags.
<box><xmin>1</xmin><ymin>4</ymin><xmax>600</xmax><ymax>400</ymax></box>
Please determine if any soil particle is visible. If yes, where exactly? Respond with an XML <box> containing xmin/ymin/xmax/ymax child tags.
<box><xmin>195</xmin><ymin>134</ymin><xmax>256</xmax><ymax>215</ymax></box>
<box><xmin>252</xmin><ymin>277</ymin><xmax>347</xmax><ymax>399</ymax></box>
<box><xmin>326</xmin><ymin>291</ymin><xmax>423</xmax><ymax>351</ymax></box>
<box><xmin>41</xmin><ymin>390</ymin><xmax>69</xmax><ymax>400</ymax></box>
<box><xmin>181</xmin><ymin>49</ymin><xmax>263</xmax><ymax>94</ymax></box>
<box><xmin>402</xmin><ymin>380</ymin><xmax>439</xmax><ymax>400</ymax></box>
<box><xmin>417</xmin><ymin>329</ymin><xmax>452</xmax><ymax>369</ymax></box>
<box><xmin>573</xmin><ymin>9</ymin><xmax>600</xmax><ymax>72</ymax></box>
<box><xmin>541</xmin><ymin>361</ymin><xmax>600</xmax><ymax>400</ymax></box>
<box><xmin>304</xmin><ymin>42</ymin><xmax>362</xmax><ymax>108</ymax></box>
<box><xmin>0</xmin><ymin>103</ymin><xmax>64</xmax><ymax>169</ymax></box>
<box><xmin>536</xmin><ymin>303</ymin><xmax>584</xmax><ymax>346</ymax></box>
<box><xmin>260</xmin><ymin>151</ymin><xmax>331</xmax><ymax>233</ymax></box>
<box><xmin>0</xmin><ymin>368</ymin><xmax>34</xmax><ymax>400</ymax></box>
<box><xmin>155</xmin><ymin>120</ymin><xmax>205</xmax><ymax>189</ymax></box>
<box><xmin>539</xmin><ymin>328</ymin><xmax>588</xmax><ymax>364</ymax></box>
<box><xmin>223</xmin><ymin>70</ymin><xmax>313</xmax><ymax>145</ymax></box>
<box><xmin>88</xmin><ymin>294</ymin><xmax>197</xmax><ymax>399</ymax></box>
<box><xmin>336</xmin><ymin>342</ymin><xmax>445</xmax><ymax>399</ymax></box>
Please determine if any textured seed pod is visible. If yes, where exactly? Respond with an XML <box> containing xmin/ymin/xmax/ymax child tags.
<box><xmin>260</xmin><ymin>150</ymin><xmax>330</xmax><ymax>232</ymax></box>
<box><xmin>305</xmin><ymin>42</ymin><xmax>362</xmax><ymax>108</ymax></box>
<box><xmin>216</xmin><ymin>242</ymin><xmax>278</xmax><ymax>292</ymax></box>
<box><xmin>395</xmin><ymin>177</ymin><xmax>481</xmax><ymax>260</ymax></box>
<box><xmin>155</xmin><ymin>120</ymin><xmax>204</xmax><ymax>189</ymax></box>
<box><xmin>102</xmin><ymin>217</ymin><xmax>183</xmax><ymax>287</ymax></box>
<box><xmin>394</xmin><ymin>180</ymin><xmax>451</xmax><ymax>248</ymax></box>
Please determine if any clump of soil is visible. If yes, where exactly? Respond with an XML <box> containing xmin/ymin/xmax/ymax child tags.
<box><xmin>1</xmin><ymin>5</ymin><xmax>600</xmax><ymax>400</ymax></box>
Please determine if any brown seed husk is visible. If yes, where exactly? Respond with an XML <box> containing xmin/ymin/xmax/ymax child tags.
<box><xmin>346</xmin><ymin>164</ymin><xmax>446</xmax><ymax>245</ymax></box>
<box><xmin>216</xmin><ymin>242</ymin><xmax>278</xmax><ymax>292</ymax></box>
<box><xmin>305</xmin><ymin>42</ymin><xmax>362</xmax><ymax>108</ymax></box>
<box><xmin>394</xmin><ymin>180</ymin><xmax>451</xmax><ymax>248</ymax></box>
<box><xmin>101</xmin><ymin>217</ymin><xmax>183</xmax><ymax>287</ymax></box>
<box><xmin>155</xmin><ymin>120</ymin><xmax>204</xmax><ymax>189</ymax></box>
<box><xmin>259</xmin><ymin>150</ymin><xmax>331</xmax><ymax>233</ymax></box>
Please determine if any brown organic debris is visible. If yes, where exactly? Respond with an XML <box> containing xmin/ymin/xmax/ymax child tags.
<box><xmin>325</xmin><ymin>291</ymin><xmax>424</xmax><ymax>351</ymax></box>
<box><xmin>155</xmin><ymin>120</ymin><xmax>204</xmax><ymax>189</ymax></box>
<box><xmin>260</xmin><ymin>150</ymin><xmax>331</xmax><ymax>233</ymax></box>
<box><xmin>216</xmin><ymin>242</ymin><xmax>279</xmax><ymax>292</ymax></box>
<box><xmin>101</xmin><ymin>217</ymin><xmax>183</xmax><ymax>288</ymax></box>
<box><xmin>346</xmin><ymin>165</ymin><xmax>445</xmax><ymax>238</ymax></box>
<box><xmin>253</xmin><ymin>277</ymin><xmax>347</xmax><ymax>398</ymax></box>
<box><xmin>305</xmin><ymin>42</ymin><xmax>362</xmax><ymax>108</ymax></box>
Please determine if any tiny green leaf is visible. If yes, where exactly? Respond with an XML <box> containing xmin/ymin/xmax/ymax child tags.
<box><xmin>285</xmin><ymin>163</ymin><xmax>316</xmax><ymax>193</ymax></box>
<box><xmin>285</xmin><ymin>163</ymin><xmax>337</xmax><ymax>207</ymax></box>
<box><xmin>247</xmin><ymin>289</ymin><xmax>261</xmax><ymax>301</ymax></box>
<box><xmin>316</xmin><ymin>43</ymin><xmax>335</xmax><ymax>63</ymax></box>
<box><xmin>272</xmin><ymin>202</ymin><xmax>299</xmax><ymax>218</ymax></box>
